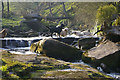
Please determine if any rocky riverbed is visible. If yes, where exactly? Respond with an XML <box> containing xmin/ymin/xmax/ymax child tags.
<box><xmin>0</xmin><ymin>50</ymin><xmax>115</xmax><ymax>79</ymax></box>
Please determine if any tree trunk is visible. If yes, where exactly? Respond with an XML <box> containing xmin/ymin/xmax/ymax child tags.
<box><xmin>2</xmin><ymin>1</ymin><xmax>4</xmax><ymax>15</ymax></box>
<box><xmin>7</xmin><ymin>0</ymin><xmax>10</xmax><ymax>18</ymax></box>
<box><xmin>62</xmin><ymin>2</ymin><xmax>67</xmax><ymax>16</ymax></box>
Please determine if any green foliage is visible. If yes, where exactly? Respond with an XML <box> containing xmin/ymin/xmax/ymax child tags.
<box><xmin>96</xmin><ymin>4</ymin><xmax>117</xmax><ymax>24</ymax></box>
<box><xmin>72</xmin><ymin>2</ymin><xmax>106</xmax><ymax>30</ymax></box>
<box><xmin>2</xmin><ymin>17</ymin><xmax>23</xmax><ymax>27</ymax></box>
<box><xmin>41</xmin><ymin>19</ymin><xmax>57</xmax><ymax>27</ymax></box>
<box><xmin>10</xmin><ymin>73</ymin><xmax>19</xmax><ymax>79</ymax></box>
<box><xmin>1</xmin><ymin>59</ymin><xmax>6</xmax><ymax>65</ymax></box>
<box><xmin>112</xmin><ymin>16</ymin><xmax>120</xmax><ymax>26</ymax></box>
<box><xmin>0</xmin><ymin>65</ymin><xmax>8</xmax><ymax>72</ymax></box>
<box><xmin>3</xmin><ymin>2</ymin><xmax>117</xmax><ymax>31</ymax></box>
<box><xmin>59</xmin><ymin>19</ymin><xmax>68</xmax><ymax>25</ymax></box>
<box><xmin>96</xmin><ymin>25</ymin><xmax>104</xmax><ymax>36</ymax></box>
<box><xmin>113</xmin><ymin>2</ymin><xmax>120</xmax><ymax>13</ymax></box>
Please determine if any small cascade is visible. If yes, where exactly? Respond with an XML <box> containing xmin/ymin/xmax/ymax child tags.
<box><xmin>28</xmin><ymin>40</ymin><xmax>32</xmax><ymax>47</ymax></box>
<box><xmin>1</xmin><ymin>39</ymin><xmax>29</xmax><ymax>48</ymax></box>
<box><xmin>9</xmin><ymin>40</ymin><xmax>14</xmax><ymax>47</ymax></box>
<box><xmin>6</xmin><ymin>40</ymin><xmax>8</xmax><ymax>47</ymax></box>
<box><xmin>0</xmin><ymin>37</ymin><xmax>47</xmax><ymax>49</ymax></box>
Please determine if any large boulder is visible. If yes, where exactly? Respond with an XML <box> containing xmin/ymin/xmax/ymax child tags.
<box><xmin>82</xmin><ymin>40</ymin><xmax>120</xmax><ymax>73</ymax></box>
<box><xmin>105</xmin><ymin>26</ymin><xmax>120</xmax><ymax>42</ymax></box>
<box><xmin>30</xmin><ymin>39</ymin><xmax>83</xmax><ymax>62</ymax></box>
<box><xmin>78</xmin><ymin>37</ymin><xmax>99</xmax><ymax>50</ymax></box>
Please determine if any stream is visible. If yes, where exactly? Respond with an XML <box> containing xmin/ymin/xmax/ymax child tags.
<box><xmin>0</xmin><ymin>36</ymin><xmax>120</xmax><ymax>79</ymax></box>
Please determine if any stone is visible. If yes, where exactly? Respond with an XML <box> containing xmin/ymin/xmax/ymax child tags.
<box><xmin>82</xmin><ymin>40</ymin><xmax>120</xmax><ymax>73</ymax></box>
<box><xmin>30</xmin><ymin>39</ymin><xmax>83</xmax><ymax>61</ymax></box>
<box><xmin>0</xmin><ymin>29</ymin><xmax>7</xmax><ymax>38</ymax></box>
<box><xmin>78</xmin><ymin>37</ymin><xmax>99</xmax><ymax>50</ymax></box>
<box><xmin>105</xmin><ymin>26</ymin><xmax>120</xmax><ymax>42</ymax></box>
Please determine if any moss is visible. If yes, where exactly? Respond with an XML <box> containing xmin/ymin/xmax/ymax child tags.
<box><xmin>112</xmin><ymin>16</ymin><xmax>120</xmax><ymax>26</ymax></box>
<box><xmin>82</xmin><ymin>52</ymin><xmax>101</xmax><ymax>68</ymax></box>
<box><xmin>1</xmin><ymin>59</ymin><xmax>6</xmax><ymax>65</ymax></box>
<box><xmin>82</xmin><ymin>53</ymin><xmax>92</xmax><ymax>63</ymax></box>
<box><xmin>30</xmin><ymin>43</ymin><xmax>38</xmax><ymax>52</ymax></box>
<box><xmin>9</xmin><ymin>74</ymin><xmax>19</xmax><ymax>79</ymax></box>
<box><xmin>31</xmin><ymin>70</ymin><xmax>46</xmax><ymax>78</ymax></box>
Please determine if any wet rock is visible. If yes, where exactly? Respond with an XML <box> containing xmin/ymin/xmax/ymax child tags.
<box><xmin>78</xmin><ymin>37</ymin><xmax>99</xmax><ymax>50</ymax></box>
<box><xmin>82</xmin><ymin>40</ymin><xmax>120</xmax><ymax>73</ymax></box>
<box><xmin>40</xmin><ymin>64</ymin><xmax>113</xmax><ymax>79</ymax></box>
<box><xmin>1</xmin><ymin>40</ymin><xmax>6</xmax><ymax>48</ymax></box>
<box><xmin>105</xmin><ymin>26</ymin><xmax>120</xmax><ymax>42</ymax></box>
<box><xmin>30</xmin><ymin>39</ymin><xmax>83</xmax><ymax>62</ymax></box>
<box><xmin>54</xmin><ymin>37</ymin><xmax>80</xmax><ymax>45</ymax></box>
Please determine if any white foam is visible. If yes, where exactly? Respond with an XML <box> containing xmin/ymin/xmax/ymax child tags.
<box><xmin>57</xmin><ymin>69</ymin><xmax>85</xmax><ymax>71</ymax></box>
<box><xmin>9</xmin><ymin>50</ymin><xmax>36</xmax><ymax>55</ymax></box>
<box><xmin>107</xmin><ymin>73</ymin><xmax>120</xmax><ymax>79</ymax></box>
<box><xmin>0</xmin><ymin>36</ymin><xmax>51</xmax><ymax>41</ymax></box>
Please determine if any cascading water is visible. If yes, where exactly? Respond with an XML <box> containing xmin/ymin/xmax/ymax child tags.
<box><xmin>0</xmin><ymin>36</ymin><xmax>51</xmax><ymax>54</ymax></box>
<box><xmin>0</xmin><ymin>37</ymin><xmax>43</xmax><ymax>54</ymax></box>
<box><xmin>3</xmin><ymin>39</ymin><xmax>28</xmax><ymax>48</ymax></box>
<box><xmin>28</xmin><ymin>40</ymin><xmax>32</xmax><ymax>47</ymax></box>
<box><xmin>6</xmin><ymin>40</ymin><xmax>8</xmax><ymax>47</ymax></box>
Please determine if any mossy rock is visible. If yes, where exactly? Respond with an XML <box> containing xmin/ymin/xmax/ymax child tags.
<box><xmin>30</xmin><ymin>39</ymin><xmax>83</xmax><ymax>62</ymax></box>
<box><xmin>1</xmin><ymin>49</ymin><xmax>115</xmax><ymax>79</ymax></box>
<box><xmin>31</xmin><ymin>63</ymin><xmax>114</xmax><ymax>79</ymax></box>
<box><xmin>40</xmin><ymin>69</ymin><xmax>114</xmax><ymax>79</ymax></box>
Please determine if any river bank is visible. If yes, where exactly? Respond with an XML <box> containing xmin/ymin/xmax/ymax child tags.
<box><xmin>1</xmin><ymin>50</ymin><xmax>115</xmax><ymax>79</ymax></box>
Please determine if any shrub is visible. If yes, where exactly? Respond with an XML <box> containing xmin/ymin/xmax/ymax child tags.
<box><xmin>96</xmin><ymin>4</ymin><xmax>117</xmax><ymax>24</ymax></box>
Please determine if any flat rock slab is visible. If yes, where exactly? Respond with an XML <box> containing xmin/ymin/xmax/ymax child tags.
<box><xmin>88</xmin><ymin>40</ymin><xmax>120</xmax><ymax>59</ymax></box>
<box><xmin>82</xmin><ymin>40</ymin><xmax>120</xmax><ymax>72</ymax></box>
